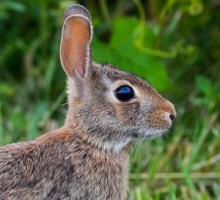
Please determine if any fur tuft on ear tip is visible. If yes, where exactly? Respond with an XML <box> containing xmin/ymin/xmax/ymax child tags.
<box><xmin>64</xmin><ymin>4</ymin><xmax>91</xmax><ymax>21</ymax></box>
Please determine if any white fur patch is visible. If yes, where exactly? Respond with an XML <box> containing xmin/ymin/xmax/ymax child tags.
<box><xmin>141</xmin><ymin>128</ymin><xmax>167</xmax><ymax>138</ymax></box>
<box><xmin>66</xmin><ymin>78</ymin><xmax>76</xmax><ymax>96</ymax></box>
<box><xmin>102</xmin><ymin>138</ymin><xmax>132</xmax><ymax>153</ymax></box>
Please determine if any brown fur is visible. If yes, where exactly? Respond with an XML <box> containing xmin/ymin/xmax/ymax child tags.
<box><xmin>0</xmin><ymin>4</ymin><xmax>176</xmax><ymax>200</ymax></box>
<box><xmin>0</xmin><ymin>128</ymin><xmax>128</xmax><ymax>199</ymax></box>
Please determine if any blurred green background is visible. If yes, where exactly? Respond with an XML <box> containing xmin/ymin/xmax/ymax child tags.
<box><xmin>0</xmin><ymin>0</ymin><xmax>220</xmax><ymax>199</ymax></box>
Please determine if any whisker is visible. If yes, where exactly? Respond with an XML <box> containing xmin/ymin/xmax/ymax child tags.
<box><xmin>129</xmin><ymin>138</ymin><xmax>142</xmax><ymax>157</ymax></box>
<box><xmin>61</xmin><ymin>102</ymin><xmax>68</xmax><ymax>107</ymax></box>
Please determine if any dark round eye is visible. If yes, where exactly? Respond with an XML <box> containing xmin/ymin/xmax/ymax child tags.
<box><xmin>115</xmin><ymin>85</ymin><xmax>135</xmax><ymax>102</ymax></box>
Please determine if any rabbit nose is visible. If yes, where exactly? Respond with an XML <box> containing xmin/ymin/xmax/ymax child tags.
<box><xmin>169</xmin><ymin>114</ymin><xmax>176</xmax><ymax>121</ymax></box>
<box><xmin>162</xmin><ymin>100</ymin><xmax>176</xmax><ymax>124</ymax></box>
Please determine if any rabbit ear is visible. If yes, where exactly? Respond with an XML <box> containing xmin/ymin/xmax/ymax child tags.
<box><xmin>60</xmin><ymin>5</ymin><xmax>92</xmax><ymax>78</ymax></box>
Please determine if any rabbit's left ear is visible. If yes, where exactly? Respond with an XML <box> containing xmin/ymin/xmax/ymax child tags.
<box><xmin>60</xmin><ymin>5</ymin><xmax>92</xmax><ymax>78</ymax></box>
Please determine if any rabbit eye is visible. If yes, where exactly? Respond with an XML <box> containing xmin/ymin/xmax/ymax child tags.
<box><xmin>115</xmin><ymin>85</ymin><xmax>134</xmax><ymax>102</ymax></box>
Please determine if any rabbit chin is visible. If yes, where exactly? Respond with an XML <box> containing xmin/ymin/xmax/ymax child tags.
<box><xmin>101</xmin><ymin>128</ymin><xmax>168</xmax><ymax>153</ymax></box>
<box><xmin>136</xmin><ymin>128</ymin><xmax>169</xmax><ymax>139</ymax></box>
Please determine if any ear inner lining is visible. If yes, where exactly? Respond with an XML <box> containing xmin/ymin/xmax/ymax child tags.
<box><xmin>60</xmin><ymin>16</ymin><xmax>91</xmax><ymax>78</ymax></box>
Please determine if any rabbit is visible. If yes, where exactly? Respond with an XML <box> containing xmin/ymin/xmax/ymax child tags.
<box><xmin>0</xmin><ymin>4</ymin><xmax>176</xmax><ymax>200</ymax></box>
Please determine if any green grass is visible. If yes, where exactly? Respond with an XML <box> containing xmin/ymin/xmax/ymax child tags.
<box><xmin>0</xmin><ymin>0</ymin><xmax>220</xmax><ymax>199</ymax></box>
<box><xmin>128</xmin><ymin>114</ymin><xmax>220</xmax><ymax>199</ymax></box>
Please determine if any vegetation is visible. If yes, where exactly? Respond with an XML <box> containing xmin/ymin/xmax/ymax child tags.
<box><xmin>0</xmin><ymin>0</ymin><xmax>220</xmax><ymax>199</ymax></box>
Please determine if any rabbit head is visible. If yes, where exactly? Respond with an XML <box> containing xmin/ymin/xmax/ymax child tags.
<box><xmin>60</xmin><ymin>5</ymin><xmax>176</xmax><ymax>152</ymax></box>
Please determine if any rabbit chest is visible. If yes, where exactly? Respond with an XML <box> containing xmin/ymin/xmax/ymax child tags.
<box><xmin>0</xmin><ymin>129</ymin><xmax>129</xmax><ymax>200</ymax></box>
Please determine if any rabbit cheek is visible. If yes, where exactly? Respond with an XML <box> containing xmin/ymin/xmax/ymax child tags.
<box><xmin>115</xmin><ymin>102</ymin><xmax>139</xmax><ymax>125</ymax></box>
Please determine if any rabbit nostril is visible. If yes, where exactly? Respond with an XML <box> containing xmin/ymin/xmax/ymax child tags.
<box><xmin>169</xmin><ymin>114</ymin><xmax>175</xmax><ymax>121</ymax></box>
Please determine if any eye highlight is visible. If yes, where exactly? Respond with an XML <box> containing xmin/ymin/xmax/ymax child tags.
<box><xmin>115</xmin><ymin>85</ymin><xmax>135</xmax><ymax>102</ymax></box>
